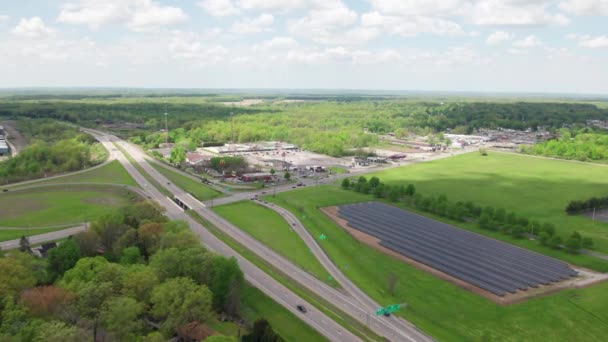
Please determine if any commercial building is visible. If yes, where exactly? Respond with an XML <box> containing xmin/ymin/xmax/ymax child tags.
<box><xmin>240</xmin><ymin>172</ymin><xmax>273</xmax><ymax>182</ymax></box>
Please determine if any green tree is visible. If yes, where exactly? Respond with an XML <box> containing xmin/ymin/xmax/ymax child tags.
<box><xmin>283</xmin><ymin>171</ymin><xmax>291</xmax><ymax>180</ymax></box>
<box><xmin>47</xmin><ymin>240</ymin><xmax>81</xmax><ymax>282</ymax></box>
<box><xmin>405</xmin><ymin>184</ymin><xmax>416</xmax><ymax>196</ymax></box>
<box><xmin>242</xmin><ymin>318</ymin><xmax>283</xmax><ymax>342</ymax></box>
<box><xmin>565</xmin><ymin>232</ymin><xmax>582</xmax><ymax>253</ymax></box>
<box><xmin>91</xmin><ymin>212</ymin><xmax>129</xmax><ymax>252</ymax></box>
<box><xmin>74</xmin><ymin>281</ymin><xmax>113</xmax><ymax>340</ymax></box>
<box><xmin>150</xmin><ymin>247</ymin><xmax>214</xmax><ymax>285</ymax></box>
<box><xmin>19</xmin><ymin>235</ymin><xmax>31</xmax><ymax>253</ymax></box>
<box><xmin>548</xmin><ymin>235</ymin><xmax>563</xmax><ymax>249</ymax></box>
<box><xmin>100</xmin><ymin>297</ymin><xmax>144</xmax><ymax>341</ymax></box>
<box><xmin>538</xmin><ymin>231</ymin><xmax>551</xmax><ymax>246</ymax></box>
<box><xmin>211</xmin><ymin>256</ymin><xmax>244</xmax><ymax>316</ymax></box>
<box><xmin>341</xmin><ymin>178</ymin><xmax>351</xmax><ymax>189</ymax></box>
<box><xmin>72</xmin><ymin>231</ymin><xmax>101</xmax><ymax>257</ymax></box>
<box><xmin>388</xmin><ymin>186</ymin><xmax>400</xmax><ymax>202</ymax></box>
<box><xmin>582</xmin><ymin>237</ymin><xmax>594</xmax><ymax>250</ymax></box>
<box><xmin>0</xmin><ymin>255</ymin><xmax>37</xmax><ymax>299</ymax></box>
<box><xmin>121</xmin><ymin>264</ymin><xmax>159</xmax><ymax>303</ymax></box>
<box><xmin>33</xmin><ymin>321</ymin><xmax>86</xmax><ymax>342</ymax></box>
<box><xmin>120</xmin><ymin>246</ymin><xmax>143</xmax><ymax>265</ymax></box>
<box><xmin>151</xmin><ymin>277</ymin><xmax>213</xmax><ymax>335</ymax></box>
<box><xmin>270</xmin><ymin>168</ymin><xmax>275</xmax><ymax>175</ymax></box>
<box><xmin>369</xmin><ymin>176</ymin><xmax>380</xmax><ymax>188</ymax></box>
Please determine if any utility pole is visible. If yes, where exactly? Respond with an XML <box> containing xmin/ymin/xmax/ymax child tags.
<box><xmin>164</xmin><ymin>103</ymin><xmax>169</xmax><ymax>144</ymax></box>
<box><xmin>230</xmin><ymin>112</ymin><xmax>234</xmax><ymax>144</ymax></box>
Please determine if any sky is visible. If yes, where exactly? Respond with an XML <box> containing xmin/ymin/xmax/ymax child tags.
<box><xmin>1</xmin><ymin>0</ymin><xmax>607</xmax><ymax>94</ymax></box>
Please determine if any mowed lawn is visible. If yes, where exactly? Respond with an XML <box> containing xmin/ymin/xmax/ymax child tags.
<box><xmin>265</xmin><ymin>186</ymin><xmax>608</xmax><ymax>342</ymax></box>
<box><xmin>150</xmin><ymin>162</ymin><xmax>223</xmax><ymax>201</ymax></box>
<box><xmin>4</xmin><ymin>160</ymin><xmax>138</xmax><ymax>188</ymax></box>
<box><xmin>240</xmin><ymin>283</ymin><xmax>328</xmax><ymax>342</ymax></box>
<box><xmin>370</xmin><ymin>151</ymin><xmax>608</xmax><ymax>253</ymax></box>
<box><xmin>213</xmin><ymin>201</ymin><xmax>332</xmax><ymax>283</ymax></box>
<box><xmin>0</xmin><ymin>185</ymin><xmax>136</xmax><ymax>230</ymax></box>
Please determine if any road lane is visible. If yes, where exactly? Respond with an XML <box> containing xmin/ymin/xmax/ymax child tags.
<box><xmin>83</xmin><ymin>129</ymin><xmax>362</xmax><ymax>342</ymax></box>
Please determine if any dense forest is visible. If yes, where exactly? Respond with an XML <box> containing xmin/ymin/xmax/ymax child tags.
<box><xmin>2</xmin><ymin>97</ymin><xmax>607</xmax><ymax>157</ymax></box>
<box><xmin>522</xmin><ymin>128</ymin><xmax>608</xmax><ymax>162</ymax></box>
<box><xmin>0</xmin><ymin>201</ymin><xmax>283</xmax><ymax>341</ymax></box>
<box><xmin>0</xmin><ymin>120</ymin><xmax>107</xmax><ymax>184</ymax></box>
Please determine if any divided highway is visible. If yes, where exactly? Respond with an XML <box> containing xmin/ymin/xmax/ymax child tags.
<box><xmin>89</xmin><ymin>129</ymin><xmax>434</xmax><ymax>342</ymax></box>
<box><xmin>83</xmin><ymin>129</ymin><xmax>361</xmax><ymax>342</ymax></box>
<box><xmin>255</xmin><ymin>201</ymin><xmax>430</xmax><ymax>340</ymax></box>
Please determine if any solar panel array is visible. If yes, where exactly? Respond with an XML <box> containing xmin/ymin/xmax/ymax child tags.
<box><xmin>337</xmin><ymin>202</ymin><xmax>577</xmax><ymax>296</ymax></box>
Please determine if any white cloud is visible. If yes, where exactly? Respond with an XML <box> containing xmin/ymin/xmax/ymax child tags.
<box><xmin>11</xmin><ymin>17</ymin><xmax>54</xmax><ymax>39</ymax></box>
<box><xmin>231</xmin><ymin>14</ymin><xmax>274</xmax><ymax>34</ymax></box>
<box><xmin>579</xmin><ymin>35</ymin><xmax>608</xmax><ymax>48</ymax></box>
<box><xmin>464</xmin><ymin>1</ymin><xmax>569</xmax><ymax>26</ymax></box>
<box><xmin>239</xmin><ymin>0</ymin><xmax>306</xmax><ymax>12</ymax></box>
<box><xmin>253</xmin><ymin>36</ymin><xmax>298</xmax><ymax>50</ymax></box>
<box><xmin>128</xmin><ymin>1</ymin><xmax>188</xmax><ymax>32</ymax></box>
<box><xmin>513</xmin><ymin>35</ymin><xmax>542</xmax><ymax>48</ymax></box>
<box><xmin>361</xmin><ymin>11</ymin><xmax>463</xmax><ymax>37</ymax></box>
<box><xmin>486</xmin><ymin>31</ymin><xmax>513</xmax><ymax>45</ymax></box>
<box><xmin>289</xmin><ymin>0</ymin><xmax>357</xmax><ymax>37</ymax></box>
<box><xmin>368</xmin><ymin>0</ymin><xmax>569</xmax><ymax>27</ymax></box>
<box><xmin>198</xmin><ymin>0</ymin><xmax>240</xmax><ymax>17</ymax></box>
<box><xmin>58</xmin><ymin>0</ymin><xmax>187</xmax><ymax>31</ymax></box>
<box><xmin>0</xmin><ymin>15</ymin><xmax>9</xmax><ymax>23</ymax></box>
<box><xmin>559</xmin><ymin>0</ymin><xmax>608</xmax><ymax>16</ymax></box>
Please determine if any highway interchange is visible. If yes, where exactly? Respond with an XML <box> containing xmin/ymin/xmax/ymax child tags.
<box><xmin>4</xmin><ymin>127</ymin><xmax>471</xmax><ymax>341</ymax></box>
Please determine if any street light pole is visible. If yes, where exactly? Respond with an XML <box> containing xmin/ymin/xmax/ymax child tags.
<box><xmin>164</xmin><ymin>103</ymin><xmax>169</xmax><ymax>144</ymax></box>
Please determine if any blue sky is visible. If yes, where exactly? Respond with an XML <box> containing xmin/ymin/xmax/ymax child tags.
<box><xmin>1</xmin><ymin>0</ymin><xmax>607</xmax><ymax>93</ymax></box>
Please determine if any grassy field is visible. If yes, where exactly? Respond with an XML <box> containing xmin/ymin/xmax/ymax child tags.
<box><xmin>0</xmin><ymin>185</ymin><xmax>136</xmax><ymax>230</ymax></box>
<box><xmin>368</xmin><ymin>151</ymin><xmax>608</xmax><ymax>253</ymax></box>
<box><xmin>4</xmin><ymin>160</ymin><xmax>138</xmax><ymax>188</ymax></box>
<box><xmin>213</xmin><ymin>201</ymin><xmax>332</xmax><ymax>283</ymax></box>
<box><xmin>240</xmin><ymin>283</ymin><xmax>328</xmax><ymax>342</ymax></box>
<box><xmin>265</xmin><ymin>186</ymin><xmax>608</xmax><ymax>341</ymax></box>
<box><xmin>150</xmin><ymin>162</ymin><xmax>223</xmax><ymax>201</ymax></box>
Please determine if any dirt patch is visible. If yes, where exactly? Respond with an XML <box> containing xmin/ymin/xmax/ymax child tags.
<box><xmin>321</xmin><ymin>206</ymin><xmax>608</xmax><ymax>305</ymax></box>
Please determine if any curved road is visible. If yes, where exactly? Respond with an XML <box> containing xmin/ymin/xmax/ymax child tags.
<box><xmin>256</xmin><ymin>200</ymin><xmax>429</xmax><ymax>339</ymax></box>
<box><xmin>0</xmin><ymin>226</ymin><xmax>86</xmax><ymax>250</ymax></box>
<box><xmin>83</xmin><ymin>129</ymin><xmax>361</xmax><ymax>342</ymax></box>
<box><xmin>106</xmin><ymin>132</ymin><xmax>432</xmax><ymax>342</ymax></box>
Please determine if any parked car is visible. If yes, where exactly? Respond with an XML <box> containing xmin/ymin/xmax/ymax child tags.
<box><xmin>296</xmin><ymin>305</ymin><xmax>307</xmax><ymax>313</ymax></box>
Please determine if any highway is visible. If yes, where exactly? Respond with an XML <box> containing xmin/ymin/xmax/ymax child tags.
<box><xmin>83</xmin><ymin>129</ymin><xmax>362</xmax><ymax>342</ymax></box>
<box><xmin>0</xmin><ymin>225</ymin><xmax>86</xmax><ymax>250</ymax></box>
<box><xmin>100</xmin><ymin>131</ymin><xmax>434</xmax><ymax>342</ymax></box>
<box><xmin>255</xmin><ymin>201</ymin><xmax>429</xmax><ymax>339</ymax></box>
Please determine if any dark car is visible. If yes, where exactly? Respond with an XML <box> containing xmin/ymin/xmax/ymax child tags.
<box><xmin>297</xmin><ymin>182</ymin><xmax>303</xmax><ymax>186</ymax></box>
<box><xmin>296</xmin><ymin>305</ymin><xmax>307</xmax><ymax>313</ymax></box>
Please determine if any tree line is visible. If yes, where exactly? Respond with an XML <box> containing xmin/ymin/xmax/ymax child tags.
<box><xmin>521</xmin><ymin>128</ymin><xmax>608</xmax><ymax>162</ymax></box>
<box><xmin>342</xmin><ymin>176</ymin><xmax>593</xmax><ymax>254</ymax></box>
<box><xmin>0</xmin><ymin>201</ymin><xmax>282</xmax><ymax>342</ymax></box>
<box><xmin>0</xmin><ymin>120</ymin><xmax>107</xmax><ymax>184</ymax></box>
<box><xmin>4</xmin><ymin>97</ymin><xmax>606</xmax><ymax>158</ymax></box>
<box><xmin>566</xmin><ymin>195</ymin><xmax>608</xmax><ymax>215</ymax></box>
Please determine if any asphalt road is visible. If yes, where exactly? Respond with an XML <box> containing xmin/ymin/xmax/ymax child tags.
<box><xmin>0</xmin><ymin>225</ymin><xmax>86</xmax><ymax>250</ymax></box>
<box><xmin>256</xmin><ymin>201</ymin><xmax>431</xmax><ymax>340</ymax></box>
<box><xmin>105</xmin><ymin>134</ymin><xmax>433</xmax><ymax>342</ymax></box>
<box><xmin>83</xmin><ymin>129</ymin><xmax>361</xmax><ymax>342</ymax></box>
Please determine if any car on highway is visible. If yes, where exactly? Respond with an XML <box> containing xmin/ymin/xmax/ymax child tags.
<box><xmin>296</xmin><ymin>305</ymin><xmax>307</xmax><ymax>313</ymax></box>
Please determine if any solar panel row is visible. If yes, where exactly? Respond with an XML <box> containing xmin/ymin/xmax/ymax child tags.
<box><xmin>337</xmin><ymin>202</ymin><xmax>577</xmax><ymax>296</ymax></box>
